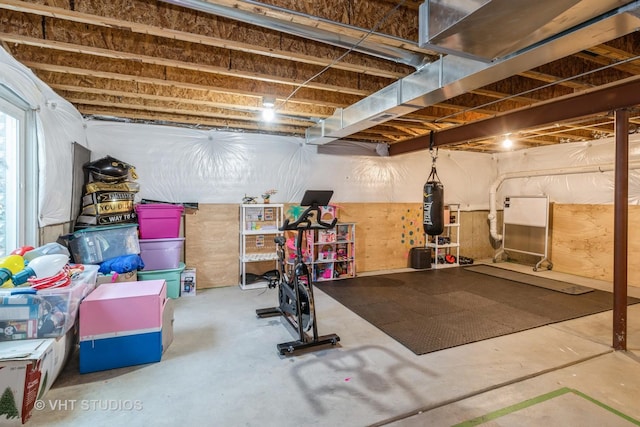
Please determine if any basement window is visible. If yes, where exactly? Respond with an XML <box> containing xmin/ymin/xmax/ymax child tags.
<box><xmin>0</xmin><ymin>86</ymin><xmax>38</xmax><ymax>255</ymax></box>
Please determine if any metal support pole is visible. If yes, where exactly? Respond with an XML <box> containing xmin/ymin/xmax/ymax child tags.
<box><xmin>613</xmin><ymin>108</ymin><xmax>629</xmax><ymax>351</ymax></box>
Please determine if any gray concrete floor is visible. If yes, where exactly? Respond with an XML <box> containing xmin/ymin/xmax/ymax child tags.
<box><xmin>27</xmin><ymin>263</ymin><xmax>640</xmax><ymax>427</ymax></box>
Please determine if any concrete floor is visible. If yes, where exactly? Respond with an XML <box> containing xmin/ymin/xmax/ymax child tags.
<box><xmin>27</xmin><ymin>263</ymin><xmax>640</xmax><ymax>427</ymax></box>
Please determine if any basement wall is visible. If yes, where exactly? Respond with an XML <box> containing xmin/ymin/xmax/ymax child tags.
<box><xmin>3</xmin><ymin>44</ymin><xmax>640</xmax><ymax>288</ymax></box>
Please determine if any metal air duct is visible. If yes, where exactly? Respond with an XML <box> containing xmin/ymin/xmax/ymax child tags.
<box><xmin>306</xmin><ymin>1</ymin><xmax>640</xmax><ymax>145</ymax></box>
<box><xmin>418</xmin><ymin>0</ymin><xmax>630</xmax><ymax>62</ymax></box>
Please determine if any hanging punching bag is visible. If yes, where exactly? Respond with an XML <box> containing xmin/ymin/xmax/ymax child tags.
<box><xmin>423</xmin><ymin>160</ymin><xmax>444</xmax><ymax>236</ymax></box>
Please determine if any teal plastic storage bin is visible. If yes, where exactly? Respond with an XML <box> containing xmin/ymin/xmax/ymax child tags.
<box><xmin>137</xmin><ymin>263</ymin><xmax>185</xmax><ymax>299</ymax></box>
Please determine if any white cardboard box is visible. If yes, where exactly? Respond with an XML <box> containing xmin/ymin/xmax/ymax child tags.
<box><xmin>0</xmin><ymin>339</ymin><xmax>58</xmax><ymax>425</ymax></box>
<box><xmin>95</xmin><ymin>270</ymin><xmax>138</xmax><ymax>286</ymax></box>
<box><xmin>180</xmin><ymin>268</ymin><xmax>196</xmax><ymax>297</ymax></box>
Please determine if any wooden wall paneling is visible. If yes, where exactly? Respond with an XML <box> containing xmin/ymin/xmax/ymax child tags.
<box><xmin>184</xmin><ymin>204</ymin><xmax>239</xmax><ymax>289</ymax></box>
<box><xmin>459</xmin><ymin>210</ymin><xmax>498</xmax><ymax>261</ymax></box>
<box><xmin>181</xmin><ymin>202</ymin><xmax>520</xmax><ymax>289</ymax></box>
<box><xmin>336</xmin><ymin>204</ymin><xmax>496</xmax><ymax>271</ymax></box>
<box><xmin>551</xmin><ymin>204</ymin><xmax>640</xmax><ymax>286</ymax></box>
<box><xmin>337</xmin><ymin>203</ymin><xmax>426</xmax><ymax>272</ymax></box>
<box><xmin>623</xmin><ymin>205</ymin><xmax>640</xmax><ymax>285</ymax></box>
<box><xmin>552</xmin><ymin>204</ymin><xmax>613</xmax><ymax>282</ymax></box>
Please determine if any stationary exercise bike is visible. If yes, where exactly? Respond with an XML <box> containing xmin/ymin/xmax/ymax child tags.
<box><xmin>256</xmin><ymin>190</ymin><xmax>341</xmax><ymax>355</ymax></box>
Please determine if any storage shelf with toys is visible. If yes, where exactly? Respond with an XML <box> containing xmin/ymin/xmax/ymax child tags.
<box><xmin>304</xmin><ymin>222</ymin><xmax>356</xmax><ymax>282</ymax></box>
<box><xmin>239</xmin><ymin>203</ymin><xmax>284</xmax><ymax>290</ymax></box>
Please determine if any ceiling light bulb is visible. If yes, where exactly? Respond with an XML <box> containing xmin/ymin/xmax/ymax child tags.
<box><xmin>502</xmin><ymin>137</ymin><xmax>513</xmax><ymax>148</ymax></box>
<box><xmin>262</xmin><ymin>108</ymin><xmax>275</xmax><ymax>121</ymax></box>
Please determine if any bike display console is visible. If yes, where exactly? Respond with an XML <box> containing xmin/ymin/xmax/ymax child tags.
<box><xmin>256</xmin><ymin>190</ymin><xmax>341</xmax><ymax>355</ymax></box>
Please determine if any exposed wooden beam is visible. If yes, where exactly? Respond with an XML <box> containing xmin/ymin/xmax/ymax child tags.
<box><xmin>25</xmin><ymin>62</ymin><xmax>361</xmax><ymax>109</ymax></box>
<box><xmin>390</xmin><ymin>76</ymin><xmax>640</xmax><ymax>156</ymax></box>
<box><xmin>78</xmin><ymin>105</ymin><xmax>309</xmax><ymax>134</ymax></box>
<box><xmin>49</xmin><ymin>83</ymin><xmax>333</xmax><ymax>119</ymax></box>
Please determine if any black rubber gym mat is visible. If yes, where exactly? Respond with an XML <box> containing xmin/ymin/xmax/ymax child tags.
<box><xmin>315</xmin><ymin>267</ymin><xmax>639</xmax><ymax>355</ymax></box>
<box><xmin>464</xmin><ymin>264</ymin><xmax>594</xmax><ymax>295</ymax></box>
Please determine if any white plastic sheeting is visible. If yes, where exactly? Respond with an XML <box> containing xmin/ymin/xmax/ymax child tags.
<box><xmin>84</xmin><ymin>120</ymin><xmax>496</xmax><ymax>208</ymax></box>
<box><xmin>81</xmin><ymin>121</ymin><xmax>640</xmax><ymax>213</ymax></box>
<box><xmin>0</xmin><ymin>47</ymin><xmax>86</xmax><ymax>227</ymax></box>
<box><xmin>495</xmin><ymin>135</ymin><xmax>640</xmax><ymax>205</ymax></box>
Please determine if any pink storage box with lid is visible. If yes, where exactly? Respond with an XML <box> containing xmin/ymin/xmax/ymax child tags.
<box><xmin>79</xmin><ymin>280</ymin><xmax>167</xmax><ymax>338</ymax></box>
<box><xmin>135</xmin><ymin>203</ymin><xmax>183</xmax><ymax>239</ymax></box>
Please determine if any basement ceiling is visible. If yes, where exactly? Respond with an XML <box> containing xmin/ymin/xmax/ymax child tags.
<box><xmin>2</xmin><ymin>0</ymin><xmax>640</xmax><ymax>153</ymax></box>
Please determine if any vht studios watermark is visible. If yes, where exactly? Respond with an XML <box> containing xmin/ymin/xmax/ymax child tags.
<box><xmin>35</xmin><ymin>399</ymin><xmax>143</xmax><ymax>411</ymax></box>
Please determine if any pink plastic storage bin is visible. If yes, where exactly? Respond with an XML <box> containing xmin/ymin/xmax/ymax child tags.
<box><xmin>135</xmin><ymin>203</ymin><xmax>183</xmax><ymax>239</ymax></box>
<box><xmin>139</xmin><ymin>237</ymin><xmax>184</xmax><ymax>271</ymax></box>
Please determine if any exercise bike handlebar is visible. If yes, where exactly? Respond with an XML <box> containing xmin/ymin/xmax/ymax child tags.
<box><xmin>280</xmin><ymin>205</ymin><xmax>337</xmax><ymax>231</ymax></box>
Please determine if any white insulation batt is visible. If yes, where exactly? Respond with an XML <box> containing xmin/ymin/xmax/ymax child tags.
<box><xmin>4</xmin><ymin>45</ymin><xmax>640</xmax><ymax>229</ymax></box>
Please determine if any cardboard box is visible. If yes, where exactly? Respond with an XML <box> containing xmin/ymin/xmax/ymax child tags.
<box><xmin>0</xmin><ymin>295</ymin><xmax>41</xmax><ymax>342</ymax></box>
<box><xmin>0</xmin><ymin>295</ymin><xmax>41</xmax><ymax>323</ymax></box>
<box><xmin>162</xmin><ymin>299</ymin><xmax>174</xmax><ymax>353</ymax></box>
<box><xmin>79</xmin><ymin>280</ymin><xmax>166</xmax><ymax>338</ymax></box>
<box><xmin>0</xmin><ymin>339</ymin><xmax>57</xmax><ymax>425</ymax></box>
<box><xmin>95</xmin><ymin>271</ymin><xmax>138</xmax><ymax>285</ymax></box>
<box><xmin>180</xmin><ymin>268</ymin><xmax>196</xmax><ymax>297</ymax></box>
<box><xmin>79</xmin><ymin>299</ymin><xmax>173</xmax><ymax>374</ymax></box>
<box><xmin>79</xmin><ymin>280</ymin><xmax>168</xmax><ymax>373</ymax></box>
<box><xmin>0</xmin><ymin>320</ymin><xmax>38</xmax><ymax>341</ymax></box>
<box><xmin>79</xmin><ymin>331</ymin><xmax>163</xmax><ymax>374</ymax></box>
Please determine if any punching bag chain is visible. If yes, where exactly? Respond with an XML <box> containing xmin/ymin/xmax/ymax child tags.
<box><xmin>428</xmin><ymin>147</ymin><xmax>440</xmax><ymax>183</ymax></box>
